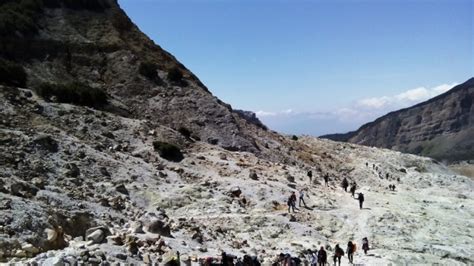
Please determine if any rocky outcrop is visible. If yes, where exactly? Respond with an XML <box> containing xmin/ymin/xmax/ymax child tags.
<box><xmin>0</xmin><ymin>0</ymin><xmax>271</xmax><ymax>155</ymax></box>
<box><xmin>322</xmin><ymin>78</ymin><xmax>474</xmax><ymax>162</ymax></box>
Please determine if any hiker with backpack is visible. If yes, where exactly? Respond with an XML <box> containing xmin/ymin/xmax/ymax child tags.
<box><xmin>362</xmin><ymin>237</ymin><xmax>369</xmax><ymax>255</ymax></box>
<box><xmin>341</xmin><ymin>178</ymin><xmax>349</xmax><ymax>192</ymax></box>
<box><xmin>346</xmin><ymin>241</ymin><xmax>355</xmax><ymax>264</ymax></box>
<box><xmin>317</xmin><ymin>246</ymin><xmax>327</xmax><ymax>266</ymax></box>
<box><xmin>333</xmin><ymin>244</ymin><xmax>344</xmax><ymax>266</ymax></box>
<box><xmin>288</xmin><ymin>192</ymin><xmax>297</xmax><ymax>213</ymax></box>
<box><xmin>357</xmin><ymin>192</ymin><xmax>365</xmax><ymax>209</ymax></box>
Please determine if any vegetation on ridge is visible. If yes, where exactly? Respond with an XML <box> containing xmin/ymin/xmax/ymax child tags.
<box><xmin>153</xmin><ymin>141</ymin><xmax>184</xmax><ymax>162</ymax></box>
<box><xmin>0</xmin><ymin>58</ymin><xmax>27</xmax><ymax>87</ymax></box>
<box><xmin>36</xmin><ymin>82</ymin><xmax>108</xmax><ymax>108</ymax></box>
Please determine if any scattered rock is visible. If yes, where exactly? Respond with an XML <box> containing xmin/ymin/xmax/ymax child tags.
<box><xmin>85</xmin><ymin>227</ymin><xmax>110</xmax><ymax>244</ymax></box>
<box><xmin>21</xmin><ymin>243</ymin><xmax>39</xmax><ymax>254</ymax></box>
<box><xmin>44</xmin><ymin>226</ymin><xmax>68</xmax><ymax>250</ymax></box>
<box><xmin>249</xmin><ymin>170</ymin><xmax>259</xmax><ymax>180</ymax></box>
<box><xmin>286</xmin><ymin>174</ymin><xmax>295</xmax><ymax>183</ymax></box>
<box><xmin>10</xmin><ymin>182</ymin><xmax>38</xmax><ymax>198</ymax></box>
<box><xmin>86</xmin><ymin>229</ymin><xmax>105</xmax><ymax>244</ymax></box>
<box><xmin>145</xmin><ymin>219</ymin><xmax>171</xmax><ymax>237</ymax></box>
<box><xmin>115</xmin><ymin>184</ymin><xmax>129</xmax><ymax>195</ymax></box>
<box><xmin>130</xmin><ymin>221</ymin><xmax>144</xmax><ymax>234</ymax></box>
<box><xmin>115</xmin><ymin>253</ymin><xmax>128</xmax><ymax>260</ymax></box>
<box><xmin>65</xmin><ymin>163</ymin><xmax>80</xmax><ymax>178</ymax></box>
<box><xmin>33</xmin><ymin>135</ymin><xmax>58</xmax><ymax>153</ymax></box>
<box><xmin>230</xmin><ymin>187</ymin><xmax>242</xmax><ymax>197</ymax></box>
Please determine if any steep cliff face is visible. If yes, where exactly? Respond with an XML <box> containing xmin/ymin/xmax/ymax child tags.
<box><xmin>0</xmin><ymin>0</ymin><xmax>273</xmax><ymax>154</ymax></box>
<box><xmin>323</xmin><ymin>78</ymin><xmax>474</xmax><ymax>162</ymax></box>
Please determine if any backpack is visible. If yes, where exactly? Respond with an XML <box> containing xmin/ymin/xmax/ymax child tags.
<box><xmin>353</xmin><ymin>243</ymin><xmax>357</xmax><ymax>252</ymax></box>
<box><xmin>337</xmin><ymin>247</ymin><xmax>344</xmax><ymax>256</ymax></box>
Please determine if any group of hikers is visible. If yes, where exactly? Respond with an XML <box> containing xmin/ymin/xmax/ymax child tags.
<box><xmin>287</xmin><ymin>189</ymin><xmax>308</xmax><ymax>213</ymax></box>
<box><xmin>288</xmin><ymin>175</ymin><xmax>365</xmax><ymax>213</ymax></box>
<box><xmin>203</xmin><ymin>238</ymin><xmax>370</xmax><ymax>266</ymax></box>
<box><xmin>283</xmin><ymin>238</ymin><xmax>369</xmax><ymax>266</ymax></box>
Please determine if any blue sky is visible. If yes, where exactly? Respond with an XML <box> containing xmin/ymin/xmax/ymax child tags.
<box><xmin>119</xmin><ymin>0</ymin><xmax>473</xmax><ymax>136</ymax></box>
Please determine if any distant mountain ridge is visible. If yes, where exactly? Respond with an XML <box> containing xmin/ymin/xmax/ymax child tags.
<box><xmin>322</xmin><ymin>78</ymin><xmax>474</xmax><ymax>162</ymax></box>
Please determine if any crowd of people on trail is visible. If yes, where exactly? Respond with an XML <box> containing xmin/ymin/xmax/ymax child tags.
<box><xmin>267</xmin><ymin>167</ymin><xmax>373</xmax><ymax>266</ymax></box>
<box><xmin>202</xmin><ymin>238</ymin><xmax>370</xmax><ymax>266</ymax></box>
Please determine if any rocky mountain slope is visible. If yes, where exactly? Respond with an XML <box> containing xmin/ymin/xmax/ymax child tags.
<box><xmin>0</xmin><ymin>0</ymin><xmax>292</xmax><ymax>161</ymax></box>
<box><xmin>0</xmin><ymin>0</ymin><xmax>473</xmax><ymax>265</ymax></box>
<box><xmin>1</xmin><ymin>86</ymin><xmax>473</xmax><ymax>265</ymax></box>
<box><xmin>322</xmin><ymin>78</ymin><xmax>474</xmax><ymax>163</ymax></box>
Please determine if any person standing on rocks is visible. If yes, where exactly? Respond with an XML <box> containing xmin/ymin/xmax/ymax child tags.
<box><xmin>307</xmin><ymin>170</ymin><xmax>313</xmax><ymax>185</ymax></box>
<box><xmin>324</xmin><ymin>174</ymin><xmax>329</xmax><ymax>187</ymax></box>
<box><xmin>341</xmin><ymin>178</ymin><xmax>349</xmax><ymax>192</ymax></box>
<box><xmin>288</xmin><ymin>192</ymin><xmax>297</xmax><ymax>213</ymax></box>
<box><xmin>317</xmin><ymin>246</ymin><xmax>327</xmax><ymax>266</ymax></box>
<box><xmin>333</xmin><ymin>244</ymin><xmax>344</xmax><ymax>266</ymax></box>
<box><xmin>299</xmin><ymin>188</ymin><xmax>308</xmax><ymax>208</ymax></box>
<box><xmin>357</xmin><ymin>192</ymin><xmax>365</xmax><ymax>209</ymax></box>
<box><xmin>346</xmin><ymin>241</ymin><xmax>355</xmax><ymax>264</ymax></box>
<box><xmin>362</xmin><ymin>237</ymin><xmax>369</xmax><ymax>255</ymax></box>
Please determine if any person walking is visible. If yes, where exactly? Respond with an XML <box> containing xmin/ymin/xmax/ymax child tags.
<box><xmin>362</xmin><ymin>237</ymin><xmax>369</xmax><ymax>255</ymax></box>
<box><xmin>333</xmin><ymin>244</ymin><xmax>344</xmax><ymax>266</ymax></box>
<box><xmin>346</xmin><ymin>241</ymin><xmax>355</xmax><ymax>264</ymax></box>
<box><xmin>299</xmin><ymin>188</ymin><xmax>307</xmax><ymax>208</ymax></box>
<box><xmin>310</xmin><ymin>249</ymin><xmax>318</xmax><ymax>266</ymax></box>
<box><xmin>341</xmin><ymin>178</ymin><xmax>349</xmax><ymax>192</ymax></box>
<box><xmin>350</xmin><ymin>183</ymin><xmax>357</xmax><ymax>198</ymax></box>
<box><xmin>317</xmin><ymin>246</ymin><xmax>327</xmax><ymax>266</ymax></box>
<box><xmin>307</xmin><ymin>170</ymin><xmax>313</xmax><ymax>185</ymax></box>
<box><xmin>288</xmin><ymin>192</ymin><xmax>297</xmax><ymax>213</ymax></box>
<box><xmin>357</xmin><ymin>192</ymin><xmax>365</xmax><ymax>210</ymax></box>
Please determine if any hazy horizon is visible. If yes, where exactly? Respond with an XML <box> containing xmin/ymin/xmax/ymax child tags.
<box><xmin>119</xmin><ymin>0</ymin><xmax>473</xmax><ymax>136</ymax></box>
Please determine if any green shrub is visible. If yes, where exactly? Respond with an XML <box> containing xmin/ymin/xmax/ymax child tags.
<box><xmin>36</xmin><ymin>82</ymin><xmax>107</xmax><ymax>107</ymax></box>
<box><xmin>153</xmin><ymin>141</ymin><xmax>183</xmax><ymax>162</ymax></box>
<box><xmin>178</xmin><ymin>127</ymin><xmax>191</xmax><ymax>138</ymax></box>
<box><xmin>0</xmin><ymin>58</ymin><xmax>27</xmax><ymax>87</ymax></box>
<box><xmin>0</xmin><ymin>0</ymin><xmax>43</xmax><ymax>36</ymax></box>
<box><xmin>167</xmin><ymin>66</ymin><xmax>184</xmax><ymax>83</ymax></box>
<box><xmin>291</xmin><ymin>135</ymin><xmax>298</xmax><ymax>141</ymax></box>
<box><xmin>139</xmin><ymin>62</ymin><xmax>162</xmax><ymax>84</ymax></box>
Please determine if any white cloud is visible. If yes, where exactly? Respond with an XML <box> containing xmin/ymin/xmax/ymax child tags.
<box><xmin>357</xmin><ymin>96</ymin><xmax>390</xmax><ymax>109</ymax></box>
<box><xmin>254</xmin><ymin>82</ymin><xmax>458</xmax><ymax>136</ymax></box>
<box><xmin>255</xmin><ymin>110</ymin><xmax>276</xmax><ymax>117</ymax></box>
<box><xmin>357</xmin><ymin>82</ymin><xmax>458</xmax><ymax>110</ymax></box>
<box><xmin>395</xmin><ymin>87</ymin><xmax>430</xmax><ymax>101</ymax></box>
<box><xmin>255</xmin><ymin>109</ymin><xmax>294</xmax><ymax>117</ymax></box>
